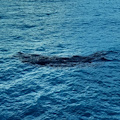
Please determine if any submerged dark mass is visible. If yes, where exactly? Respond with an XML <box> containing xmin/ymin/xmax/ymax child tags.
<box><xmin>14</xmin><ymin>51</ymin><xmax>117</xmax><ymax>67</ymax></box>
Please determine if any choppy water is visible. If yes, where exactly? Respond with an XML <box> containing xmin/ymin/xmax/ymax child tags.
<box><xmin>0</xmin><ymin>0</ymin><xmax>120</xmax><ymax>120</ymax></box>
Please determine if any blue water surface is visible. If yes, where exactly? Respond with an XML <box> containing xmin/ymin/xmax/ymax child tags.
<box><xmin>0</xmin><ymin>0</ymin><xmax>120</xmax><ymax>120</ymax></box>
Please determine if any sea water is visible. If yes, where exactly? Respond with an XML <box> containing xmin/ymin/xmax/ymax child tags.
<box><xmin>0</xmin><ymin>0</ymin><xmax>120</xmax><ymax>120</ymax></box>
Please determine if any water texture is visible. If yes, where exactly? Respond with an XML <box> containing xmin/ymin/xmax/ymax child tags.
<box><xmin>0</xmin><ymin>0</ymin><xmax>120</xmax><ymax>120</ymax></box>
